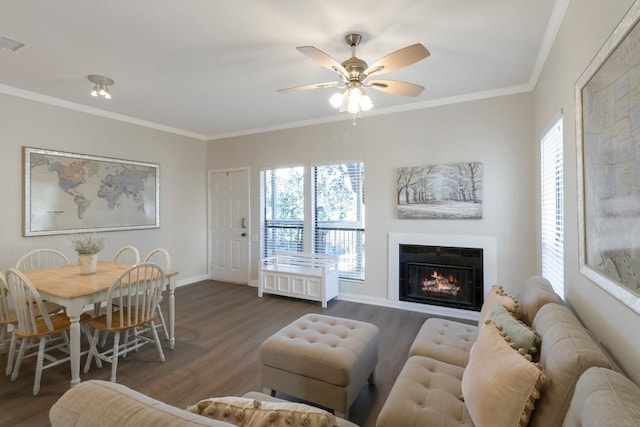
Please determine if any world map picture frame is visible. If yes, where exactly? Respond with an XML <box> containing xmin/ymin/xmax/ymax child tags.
<box><xmin>575</xmin><ymin>0</ymin><xmax>640</xmax><ymax>314</ymax></box>
<box><xmin>24</xmin><ymin>147</ymin><xmax>160</xmax><ymax>236</ymax></box>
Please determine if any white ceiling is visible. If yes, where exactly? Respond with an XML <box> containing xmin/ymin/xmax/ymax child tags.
<box><xmin>0</xmin><ymin>1</ymin><xmax>565</xmax><ymax>140</ymax></box>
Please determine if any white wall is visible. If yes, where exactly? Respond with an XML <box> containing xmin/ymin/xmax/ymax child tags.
<box><xmin>534</xmin><ymin>0</ymin><xmax>640</xmax><ymax>383</ymax></box>
<box><xmin>0</xmin><ymin>93</ymin><xmax>208</xmax><ymax>285</ymax></box>
<box><xmin>207</xmin><ymin>92</ymin><xmax>536</xmax><ymax>304</ymax></box>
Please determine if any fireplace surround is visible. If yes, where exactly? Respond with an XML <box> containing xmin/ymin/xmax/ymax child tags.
<box><xmin>388</xmin><ymin>233</ymin><xmax>497</xmax><ymax>319</ymax></box>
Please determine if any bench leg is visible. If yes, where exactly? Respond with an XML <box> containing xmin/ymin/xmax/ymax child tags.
<box><xmin>262</xmin><ymin>387</ymin><xmax>276</xmax><ymax>397</ymax></box>
<box><xmin>368</xmin><ymin>368</ymin><xmax>376</xmax><ymax>385</ymax></box>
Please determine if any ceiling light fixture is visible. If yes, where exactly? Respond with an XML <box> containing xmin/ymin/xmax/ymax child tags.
<box><xmin>88</xmin><ymin>75</ymin><xmax>114</xmax><ymax>100</ymax></box>
<box><xmin>329</xmin><ymin>83</ymin><xmax>373</xmax><ymax>125</ymax></box>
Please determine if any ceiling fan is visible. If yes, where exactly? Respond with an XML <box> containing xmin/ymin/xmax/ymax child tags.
<box><xmin>278</xmin><ymin>33</ymin><xmax>430</xmax><ymax>119</ymax></box>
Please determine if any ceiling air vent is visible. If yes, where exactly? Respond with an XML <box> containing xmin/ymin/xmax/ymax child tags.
<box><xmin>0</xmin><ymin>34</ymin><xmax>30</xmax><ymax>53</ymax></box>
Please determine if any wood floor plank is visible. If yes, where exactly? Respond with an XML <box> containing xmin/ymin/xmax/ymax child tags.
<box><xmin>0</xmin><ymin>280</ymin><xmax>465</xmax><ymax>427</ymax></box>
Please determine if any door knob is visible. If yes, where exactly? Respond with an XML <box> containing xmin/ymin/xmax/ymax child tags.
<box><xmin>241</xmin><ymin>233</ymin><xmax>247</xmax><ymax>237</ymax></box>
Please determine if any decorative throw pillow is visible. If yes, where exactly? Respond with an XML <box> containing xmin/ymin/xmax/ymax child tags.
<box><xmin>187</xmin><ymin>397</ymin><xmax>338</xmax><ymax>427</ymax></box>
<box><xmin>478</xmin><ymin>284</ymin><xmax>520</xmax><ymax>325</ymax></box>
<box><xmin>461</xmin><ymin>320</ymin><xmax>547</xmax><ymax>427</ymax></box>
<box><xmin>485</xmin><ymin>302</ymin><xmax>541</xmax><ymax>357</ymax></box>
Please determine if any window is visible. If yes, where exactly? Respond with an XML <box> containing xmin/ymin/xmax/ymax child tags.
<box><xmin>260</xmin><ymin>166</ymin><xmax>304</xmax><ymax>256</ymax></box>
<box><xmin>541</xmin><ymin>117</ymin><xmax>564</xmax><ymax>298</ymax></box>
<box><xmin>313</xmin><ymin>163</ymin><xmax>365</xmax><ymax>280</ymax></box>
<box><xmin>260</xmin><ymin>162</ymin><xmax>365</xmax><ymax>280</ymax></box>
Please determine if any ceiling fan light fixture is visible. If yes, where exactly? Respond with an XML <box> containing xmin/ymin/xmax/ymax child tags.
<box><xmin>347</xmin><ymin>100</ymin><xmax>360</xmax><ymax>114</ymax></box>
<box><xmin>90</xmin><ymin>86</ymin><xmax>99</xmax><ymax>97</ymax></box>
<box><xmin>348</xmin><ymin>87</ymin><xmax>362</xmax><ymax>103</ymax></box>
<box><xmin>360</xmin><ymin>94</ymin><xmax>373</xmax><ymax>111</ymax></box>
<box><xmin>330</xmin><ymin>86</ymin><xmax>373</xmax><ymax>120</ymax></box>
<box><xmin>329</xmin><ymin>91</ymin><xmax>345</xmax><ymax>108</ymax></box>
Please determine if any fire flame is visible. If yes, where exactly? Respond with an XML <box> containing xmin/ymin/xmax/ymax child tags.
<box><xmin>420</xmin><ymin>270</ymin><xmax>461</xmax><ymax>295</ymax></box>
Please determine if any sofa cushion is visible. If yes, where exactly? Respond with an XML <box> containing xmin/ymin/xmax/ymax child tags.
<box><xmin>376</xmin><ymin>355</ymin><xmax>473</xmax><ymax>427</ymax></box>
<box><xmin>517</xmin><ymin>276</ymin><xmax>563</xmax><ymax>326</ymax></box>
<box><xmin>485</xmin><ymin>302</ymin><xmax>541</xmax><ymax>357</ymax></box>
<box><xmin>479</xmin><ymin>284</ymin><xmax>520</xmax><ymax>324</ymax></box>
<box><xmin>529</xmin><ymin>303</ymin><xmax>614</xmax><ymax>427</ymax></box>
<box><xmin>188</xmin><ymin>397</ymin><xmax>338</xmax><ymax>427</ymax></box>
<box><xmin>461</xmin><ymin>320</ymin><xmax>546</xmax><ymax>427</ymax></box>
<box><xmin>563</xmin><ymin>367</ymin><xmax>640</xmax><ymax>427</ymax></box>
<box><xmin>409</xmin><ymin>317</ymin><xmax>478</xmax><ymax>367</ymax></box>
<box><xmin>242</xmin><ymin>392</ymin><xmax>359</xmax><ymax>427</ymax></box>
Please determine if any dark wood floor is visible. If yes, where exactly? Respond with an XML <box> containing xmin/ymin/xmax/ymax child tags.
<box><xmin>0</xmin><ymin>280</ymin><xmax>463</xmax><ymax>427</ymax></box>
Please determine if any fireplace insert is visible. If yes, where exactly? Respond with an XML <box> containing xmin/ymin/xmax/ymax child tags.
<box><xmin>399</xmin><ymin>244</ymin><xmax>483</xmax><ymax>311</ymax></box>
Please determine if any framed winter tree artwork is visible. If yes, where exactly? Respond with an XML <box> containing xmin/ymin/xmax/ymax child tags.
<box><xmin>397</xmin><ymin>162</ymin><xmax>483</xmax><ymax>219</ymax></box>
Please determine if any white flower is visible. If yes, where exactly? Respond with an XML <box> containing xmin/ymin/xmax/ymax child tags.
<box><xmin>69</xmin><ymin>234</ymin><xmax>107</xmax><ymax>255</ymax></box>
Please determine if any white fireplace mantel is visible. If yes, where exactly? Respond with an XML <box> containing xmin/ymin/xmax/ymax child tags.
<box><xmin>388</xmin><ymin>233</ymin><xmax>497</xmax><ymax>319</ymax></box>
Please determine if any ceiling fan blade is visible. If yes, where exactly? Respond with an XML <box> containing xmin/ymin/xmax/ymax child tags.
<box><xmin>362</xmin><ymin>44</ymin><xmax>430</xmax><ymax>78</ymax></box>
<box><xmin>277</xmin><ymin>81</ymin><xmax>341</xmax><ymax>94</ymax></box>
<box><xmin>366</xmin><ymin>80</ymin><xmax>425</xmax><ymax>97</ymax></box>
<box><xmin>296</xmin><ymin>46</ymin><xmax>349</xmax><ymax>80</ymax></box>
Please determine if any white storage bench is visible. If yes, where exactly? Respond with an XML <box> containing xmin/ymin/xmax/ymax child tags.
<box><xmin>258</xmin><ymin>252</ymin><xmax>339</xmax><ymax>308</ymax></box>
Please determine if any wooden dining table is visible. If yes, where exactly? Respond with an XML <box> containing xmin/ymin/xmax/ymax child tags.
<box><xmin>22</xmin><ymin>261</ymin><xmax>178</xmax><ymax>388</ymax></box>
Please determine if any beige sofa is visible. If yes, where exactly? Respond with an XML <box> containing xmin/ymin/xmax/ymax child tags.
<box><xmin>50</xmin><ymin>380</ymin><xmax>359</xmax><ymax>427</ymax></box>
<box><xmin>376</xmin><ymin>276</ymin><xmax>640</xmax><ymax>427</ymax></box>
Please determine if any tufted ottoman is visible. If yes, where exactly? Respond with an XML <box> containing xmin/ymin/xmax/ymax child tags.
<box><xmin>259</xmin><ymin>313</ymin><xmax>379</xmax><ymax>419</ymax></box>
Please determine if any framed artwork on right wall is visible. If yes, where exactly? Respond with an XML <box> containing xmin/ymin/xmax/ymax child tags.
<box><xmin>575</xmin><ymin>0</ymin><xmax>640</xmax><ymax>314</ymax></box>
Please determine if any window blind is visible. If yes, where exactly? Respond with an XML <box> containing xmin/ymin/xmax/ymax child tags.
<box><xmin>313</xmin><ymin>162</ymin><xmax>365</xmax><ymax>280</ymax></box>
<box><xmin>260</xmin><ymin>166</ymin><xmax>305</xmax><ymax>258</ymax></box>
<box><xmin>541</xmin><ymin>118</ymin><xmax>564</xmax><ymax>298</ymax></box>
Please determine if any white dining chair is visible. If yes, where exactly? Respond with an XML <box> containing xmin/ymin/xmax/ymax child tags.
<box><xmin>143</xmin><ymin>248</ymin><xmax>170</xmax><ymax>340</ymax></box>
<box><xmin>5</xmin><ymin>268</ymin><xmax>92</xmax><ymax>395</ymax></box>
<box><xmin>97</xmin><ymin>245</ymin><xmax>143</xmax><ymax>346</ymax></box>
<box><xmin>1</xmin><ymin>271</ymin><xmax>66</xmax><ymax>377</ymax></box>
<box><xmin>0</xmin><ymin>272</ymin><xmax>19</xmax><ymax>376</ymax></box>
<box><xmin>16</xmin><ymin>248</ymin><xmax>70</xmax><ymax>271</ymax></box>
<box><xmin>84</xmin><ymin>263</ymin><xmax>166</xmax><ymax>382</ymax></box>
<box><xmin>16</xmin><ymin>249</ymin><xmax>69</xmax><ymax>319</ymax></box>
<box><xmin>103</xmin><ymin>247</ymin><xmax>170</xmax><ymax>349</ymax></box>
<box><xmin>113</xmin><ymin>246</ymin><xmax>140</xmax><ymax>265</ymax></box>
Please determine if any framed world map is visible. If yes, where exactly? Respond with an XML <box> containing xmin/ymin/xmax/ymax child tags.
<box><xmin>24</xmin><ymin>147</ymin><xmax>159</xmax><ymax>236</ymax></box>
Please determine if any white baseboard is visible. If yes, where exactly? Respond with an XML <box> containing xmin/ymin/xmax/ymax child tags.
<box><xmin>179</xmin><ymin>277</ymin><xmax>479</xmax><ymax>322</ymax></box>
<box><xmin>337</xmin><ymin>292</ymin><xmax>480</xmax><ymax>322</ymax></box>
<box><xmin>176</xmin><ymin>274</ymin><xmax>209</xmax><ymax>288</ymax></box>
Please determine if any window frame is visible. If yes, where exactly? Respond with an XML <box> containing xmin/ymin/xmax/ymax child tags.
<box><xmin>540</xmin><ymin>117</ymin><xmax>564</xmax><ymax>298</ymax></box>
<box><xmin>260</xmin><ymin>161</ymin><xmax>365</xmax><ymax>281</ymax></box>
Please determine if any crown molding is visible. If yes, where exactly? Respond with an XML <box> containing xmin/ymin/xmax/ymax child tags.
<box><xmin>205</xmin><ymin>83</ymin><xmax>534</xmax><ymax>141</ymax></box>
<box><xmin>0</xmin><ymin>84</ymin><xmax>208</xmax><ymax>140</ymax></box>
<box><xmin>529</xmin><ymin>0</ymin><xmax>571</xmax><ymax>87</ymax></box>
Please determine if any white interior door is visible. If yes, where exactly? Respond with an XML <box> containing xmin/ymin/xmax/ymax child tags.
<box><xmin>209</xmin><ymin>169</ymin><xmax>249</xmax><ymax>284</ymax></box>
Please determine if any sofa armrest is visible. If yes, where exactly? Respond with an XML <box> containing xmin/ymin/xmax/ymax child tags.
<box><xmin>563</xmin><ymin>367</ymin><xmax>640</xmax><ymax>427</ymax></box>
<box><xmin>50</xmin><ymin>380</ymin><xmax>235</xmax><ymax>427</ymax></box>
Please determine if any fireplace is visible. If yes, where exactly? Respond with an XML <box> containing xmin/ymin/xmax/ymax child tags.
<box><xmin>388</xmin><ymin>233</ymin><xmax>497</xmax><ymax>319</ymax></box>
<box><xmin>399</xmin><ymin>244</ymin><xmax>483</xmax><ymax>311</ymax></box>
